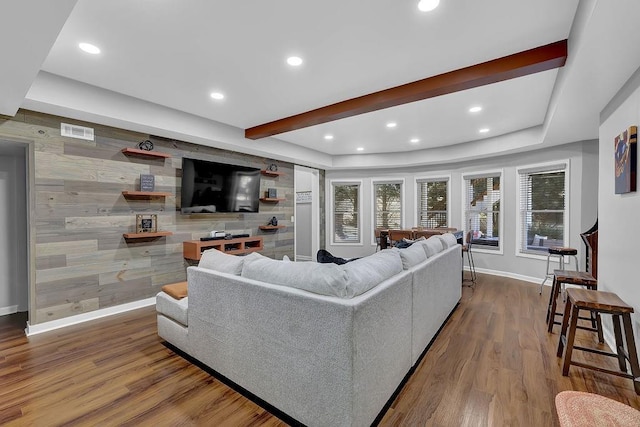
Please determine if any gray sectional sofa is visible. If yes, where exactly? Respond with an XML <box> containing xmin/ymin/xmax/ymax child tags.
<box><xmin>156</xmin><ymin>234</ymin><xmax>462</xmax><ymax>427</ymax></box>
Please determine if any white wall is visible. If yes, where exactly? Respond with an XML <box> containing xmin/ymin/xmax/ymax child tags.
<box><xmin>0</xmin><ymin>148</ymin><xmax>28</xmax><ymax>315</ymax></box>
<box><xmin>325</xmin><ymin>140</ymin><xmax>598</xmax><ymax>282</ymax></box>
<box><xmin>598</xmin><ymin>64</ymin><xmax>640</xmax><ymax>346</ymax></box>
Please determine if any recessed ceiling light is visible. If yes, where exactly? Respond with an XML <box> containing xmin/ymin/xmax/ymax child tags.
<box><xmin>287</xmin><ymin>56</ymin><xmax>303</xmax><ymax>66</ymax></box>
<box><xmin>357</xmin><ymin>147</ymin><xmax>364</xmax><ymax>151</ymax></box>
<box><xmin>469</xmin><ymin>106</ymin><xmax>482</xmax><ymax>113</ymax></box>
<box><xmin>410</xmin><ymin>138</ymin><xmax>420</xmax><ymax>143</ymax></box>
<box><xmin>79</xmin><ymin>42</ymin><xmax>100</xmax><ymax>54</ymax></box>
<box><xmin>210</xmin><ymin>92</ymin><xmax>225</xmax><ymax>100</ymax></box>
<box><xmin>418</xmin><ymin>0</ymin><xmax>440</xmax><ymax>12</ymax></box>
<box><xmin>386</xmin><ymin>122</ymin><xmax>397</xmax><ymax>128</ymax></box>
<box><xmin>479</xmin><ymin>128</ymin><xmax>490</xmax><ymax>133</ymax></box>
<box><xmin>324</xmin><ymin>134</ymin><xmax>334</xmax><ymax>140</ymax></box>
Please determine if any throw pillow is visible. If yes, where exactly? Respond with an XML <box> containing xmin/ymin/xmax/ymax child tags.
<box><xmin>342</xmin><ymin>249</ymin><xmax>404</xmax><ymax>297</ymax></box>
<box><xmin>436</xmin><ymin>233</ymin><xmax>458</xmax><ymax>249</ymax></box>
<box><xmin>420</xmin><ymin>236</ymin><xmax>444</xmax><ymax>258</ymax></box>
<box><xmin>242</xmin><ymin>255</ymin><xmax>349</xmax><ymax>298</ymax></box>
<box><xmin>398</xmin><ymin>242</ymin><xmax>428</xmax><ymax>269</ymax></box>
<box><xmin>198</xmin><ymin>248</ymin><xmax>245</xmax><ymax>275</ymax></box>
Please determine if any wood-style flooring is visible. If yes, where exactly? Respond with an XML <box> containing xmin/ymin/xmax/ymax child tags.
<box><xmin>1</xmin><ymin>274</ymin><xmax>639</xmax><ymax>426</ymax></box>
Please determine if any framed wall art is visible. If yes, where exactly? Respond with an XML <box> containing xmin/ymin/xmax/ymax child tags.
<box><xmin>614</xmin><ymin>125</ymin><xmax>637</xmax><ymax>194</ymax></box>
<box><xmin>136</xmin><ymin>214</ymin><xmax>158</xmax><ymax>233</ymax></box>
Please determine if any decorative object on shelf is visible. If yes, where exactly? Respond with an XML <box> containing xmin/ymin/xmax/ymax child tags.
<box><xmin>268</xmin><ymin>216</ymin><xmax>278</xmax><ymax>226</ymax></box>
<box><xmin>614</xmin><ymin>125</ymin><xmax>637</xmax><ymax>194</ymax></box>
<box><xmin>267</xmin><ymin>163</ymin><xmax>278</xmax><ymax>172</ymax></box>
<box><xmin>136</xmin><ymin>214</ymin><xmax>158</xmax><ymax>233</ymax></box>
<box><xmin>137</xmin><ymin>139</ymin><xmax>154</xmax><ymax>151</ymax></box>
<box><xmin>140</xmin><ymin>174</ymin><xmax>155</xmax><ymax>192</ymax></box>
<box><xmin>267</xmin><ymin>188</ymin><xmax>277</xmax><ymax>198</ymax></box>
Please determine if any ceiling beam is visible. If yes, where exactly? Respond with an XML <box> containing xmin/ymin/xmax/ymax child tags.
<box><xmin>245</xmin><ymin>39</ymin><xmax>568</xmax><ymax>140</ymax></box>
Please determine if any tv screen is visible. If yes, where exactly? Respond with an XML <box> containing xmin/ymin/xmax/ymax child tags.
<box><xmin>180</xmin><ymin>158</ymin><xmax>261</xmax><ymax>213</ymax></box>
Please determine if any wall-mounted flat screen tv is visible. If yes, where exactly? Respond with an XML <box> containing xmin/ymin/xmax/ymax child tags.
<box><xmin>180</xmin><ymin>158</ymin><xmax>261</xmax><ymax>213</ymax></box>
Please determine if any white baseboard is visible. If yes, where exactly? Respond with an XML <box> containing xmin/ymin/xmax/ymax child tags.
<box><xmin>465</xmin><ymin>266</ymin><xmax>544</xmax><ymax>285</ymax></box>
<box><xmin>295</xmin><ymin>255</ymin><xmax>313</xmax><ymax>262</ymax></box>
<box><xmin>0</xmin><ymin>305</ymin><xmax>18</xmax><ymax>316</ymax></box>
<box><xmin>25</xmin><ymin>297</ymin><xmax>156</xmax><ymax>336</ymax></box>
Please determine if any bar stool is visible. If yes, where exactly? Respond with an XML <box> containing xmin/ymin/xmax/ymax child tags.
<box><xmin>557</xmin><ymin>288</ymin><xmax>640</xmax><ymax>395</ymax></box>
<box><xmin>547</xmin><ymin>270</ymin><xmax>598</xmax><ymax>333</ymax></box>
<box><xmin>539</xmin><ymin>246</ymin><xmax>579</xmax><ymax>294</ymax></box>
<box><xmin>461</xmin><ymin>231</ymin><xmax>476</xmax><ymax>286</ymax></box>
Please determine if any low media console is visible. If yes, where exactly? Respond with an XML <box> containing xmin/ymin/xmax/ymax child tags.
<box><xmin>183</xmin><ymin>236</ymin><xmax>264</xmax><ymax>261</ymax></box>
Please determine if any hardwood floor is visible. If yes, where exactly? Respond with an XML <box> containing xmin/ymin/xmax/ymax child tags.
<box><xmin>1</xmin><ymin>274</ymin><xmax>639</xmax><ymax>426</ymax></box>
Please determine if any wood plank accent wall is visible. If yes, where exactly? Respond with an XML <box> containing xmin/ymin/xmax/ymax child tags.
<box><xmin>0</xmin><ymin>110</ymin><xmax>295</xmax><ymax>325</ymax></box>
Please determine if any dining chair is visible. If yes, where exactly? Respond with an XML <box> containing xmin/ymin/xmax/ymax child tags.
<box><xmin>388</xmin><ymin>229</ymin><xmax>413</xmax><ymax>245</ymax></box>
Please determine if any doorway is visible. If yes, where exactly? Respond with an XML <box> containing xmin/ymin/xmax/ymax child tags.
<box><xmin>294</xmin><ymin>166</ymin><xmax>320</xmax><ymax>261</ymax></box>
<box><xmin>0</xmin><ymin>141</ymin><xmax>29</xmax><ymax>327</ymax></box>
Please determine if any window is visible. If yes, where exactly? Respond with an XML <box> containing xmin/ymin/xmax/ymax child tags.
<box><xmin>332</xmin><ymin>182</ymin><xmax>361</xmax><ymax>244</ymax></box>
<box><xmin>416</xmin><ymin>178</ymin><xmax>448</xmax><ymax>228</ymax></box>
<box><xmin>464</xmin><ymin>172</ymin><xmax>502</xmax><ymax>250</ymax></box>
<box><xmin>373</xmin><ymin>181</ymin><xmax>403</xmax><ymax>229</ymax></box>
<box><xmin>518</xmin><ymin>163</ymin><xmax>567</xmax><ymax>255</ymax></box>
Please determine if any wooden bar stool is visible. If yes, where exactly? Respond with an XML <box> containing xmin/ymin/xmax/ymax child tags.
<box><xmin>540</xmin><ymin>246</ymin><xmax>579</xmax><ymax>294</ymax></box>
<box><xmin>547</xmin><ymin>270</ymin><xmax>598</xmax><ymax>333</ymax></box>
<box><xmin>557</xmin><ymin>288</ymin><xmax>640</xmax><ymax>395</ymax></box>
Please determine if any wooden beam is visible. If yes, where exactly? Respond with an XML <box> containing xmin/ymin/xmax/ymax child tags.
<box><xmin>245</xmin><ymin>39</ymin><xmax>568</xmax><ymax>140</ymax></box>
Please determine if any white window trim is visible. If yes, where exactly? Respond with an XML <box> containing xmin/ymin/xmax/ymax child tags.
<box><xmin>370</xmin><ymin>178</ymin><xmax>406</xmax><ymax>246</ymax></box>
<box><xmin>461</xmin><ymin>168</ymin><xmax>504</xmax><ymax>255</ymax></box>
<box><xmin>330</xmin><ymin>179</ymin><xmax>363</xmax><ymax>246</ymax></box>
<box><xmin>515</xmin><ymin>160</ymin><xmax>570</xmax><ymax>260</ymax></box>
<box><xmin>414</xmin><ymin>174</ymin><xmax>451</xmax><ymax>229</ymax></box>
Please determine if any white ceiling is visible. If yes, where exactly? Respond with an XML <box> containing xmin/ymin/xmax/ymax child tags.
<box><xmin>3</xmin><ymin>0</ymin><xmax>640</xmax><ymax>169</ymax></box>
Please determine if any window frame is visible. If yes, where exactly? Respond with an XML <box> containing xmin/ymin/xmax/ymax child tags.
<box><xmin>414</xmin><ymin>175</ymin><xmax>451</xmax><ymax>230</ymax></box>
<box><xmin>515</xmin><ymin>160</ymin><xmax>570</xmax><ymax>260</ymax></box>
<box><xmin>330</xmin><ymin>179</ymin><xmax>363</xmax><ymax>246</ymax></box>
<box><xmin>461</xmin><ymin>169</ymin><xmax>504</xmax><ymax>255</ymax></box>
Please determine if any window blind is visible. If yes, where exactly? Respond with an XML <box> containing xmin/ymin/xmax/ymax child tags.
<box><xmin>464</xmin><ymin>174</ymin><xmax>501</xmax><ymax>249</ymax></box>
<box><xmin>518</xmin><ymin>166</ymin><xmax>566</xmax><ymax>254</ymax></box>
<box><xmin>333</xmin><ymin>183</ymin><xmax>360</xmax><ymax>243</ymax></box>
<box><xmin>373</xmin><ymin>182</ymin><xmax>402</xmax><ymax>229</ymax></box>
<box><xmin>417</xmin><ymin>179</ymin><xmax>448</xmax><ymax>228</ymax></box>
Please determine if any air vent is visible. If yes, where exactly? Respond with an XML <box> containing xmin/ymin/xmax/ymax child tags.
<box><xmin>60</xmin><ymin>123</ymin><xmax>95</xmax><ymax>141</ymax></box>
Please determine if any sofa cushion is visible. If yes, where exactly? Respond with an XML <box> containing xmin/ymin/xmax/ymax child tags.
<box><xmin>398</xmin><ymin>242</ymin><xmax>428</xmax><ymax>269</ymax></box>
<box><xmin>241</xmin><ymin>250</ymin><xmax>403</xmax><ymax>298</ymax></box>
<box><xmin>420</xmin><ymin>236</ymin><xmax>444</xmax><ymax>258</ymax></box>
<box><xmin>198</xmin><ymin>248</ymin><xmax>244</xmax><ymax>275</ymax></box>
<box><xmin>436</xmin><ymin>233</ymin><xmax>458</xmax><ymax>249</ymax></box>
<box><xmin>242</xmin><ymin>254</ymin><xmax>349</xmax><ymax>297</ymax></box>
<box><xmin>342</xmin><ymin>249</ymin><xmax>404</xmax><ymax>296</ymax></box>
<box><xmin>156</xmin><ymin>291</ymin><xmax>189</xmax><ymax>326</ymax></box>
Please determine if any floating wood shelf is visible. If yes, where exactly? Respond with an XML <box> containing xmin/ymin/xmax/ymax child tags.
<box><xmin>123</xmin><ymin>231</ymin><xmax>173</xmax><ymax>239</ymax></box>
<box><xmin>259</xmin><ymin>225</ymin><xmax>285</xmax><ymax>230</ymax></box>
<box><xmin>259</xmin><ymin>197</ymin><xmax>286</xmax><ymax>203</ymax></box>
<box><xmin>183</xmin><ymin>236</ymin><xmax>264</xmax><ymax>261</ymax></box>
<box><xmin>260</xmin><ymin>170</ymin><xmax>285</xmax><ymax>177</ymax></box>
<box><xmin>122</xmin><ymin>191</ymin><xmax>172</xmax><ymax>199</ymax></box>
<box><xmin>122</xmin><ymin>148</ymin><xmax>171</xmax><ymax>158</ymax></box>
